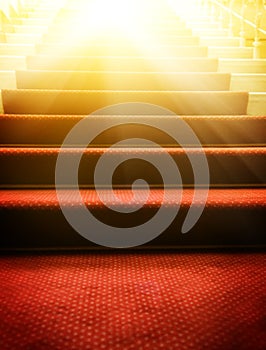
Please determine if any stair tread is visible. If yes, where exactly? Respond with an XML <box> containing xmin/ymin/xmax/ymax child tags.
<box><xmin>0</xmin><ymin>188</ymin><xmax>265</xmax><ymax>208</ymax></box>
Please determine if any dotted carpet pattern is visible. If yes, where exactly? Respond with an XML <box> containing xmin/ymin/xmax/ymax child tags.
<box><xmin>0</xmin><ymin>252</ymin><xmax>265</xmax><ymax>350</ymax></box>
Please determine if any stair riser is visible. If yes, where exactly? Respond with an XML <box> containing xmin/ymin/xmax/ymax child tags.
<box><xmin>47</xmin><ymin>25</ymin><xmax>190</xmax><ymax>34</ymax></box>
<box><xmin>0</xmin><ymin>71</ymin><xmax>16</xmax><ymax>89</ymax></box>
<box><xmin>1</xmin><ymin>33</ymin><xmax>42</xmax><ymax>44</ymax></box>
<box><xmin>0</xmin><ymin>148</ymin><xmax>265</xmax><ymax>187</ymax></box>
<box><xmin>248</xmin><ymin>93</ymin><xmax>266</xmax><ymax>115</ymax></box>
<box><xmin>1</xmin><ymin>192</ymin><xmax>265</xmax><ymax>248</ymax></box>
<box><xmin>201</xmin><ymin>37</ymin><xmax>240</xmax><ymax>47</ymax></box>
<box><xmin>40</xmin><ymin>36</ymin><xmax>200</xmax><ymax>45</ymax></box>
<box><xmin>208</xmin><ymin>47</ymin><xmax>253</xmax><ymax>59</ymax></box>
<box><xmin>231</xmin><ymin>75</ymin><xmax>266</xmax><ymax>92</ymax></box>
<box><xmin>1</xmin><ymin>115</ymin><xmax>265</xmax><ymax>147</ymax></box>
<box><xmin>1</xmin><ymin>33</ymin><xmax>200</xmax><ymax>45</ymax></box>
<box><xmin>10</xmin><ymin>18</ymin><xmax>53</xmax><ymax>26</ymax></box>
<box><xmin>1</xmin><ymin>90</ymin><xmax>248</xmax><ymax>115</ymax></box>
<box><xmin>0</xmin><ymin>56</ymin><xmax>26</xmax><ymax>70</ymax></box>
<box><xmin>0</xmin><ymin>44</ymin><xmax>36</xmax><ymax>55</ymax></box>
<box><xmin>15</xmin><ymin>71</ymin><xmax>231</xmax><ymax>91</ymax></box>
<box><xmin>3</xmin><ymin>24</ymin><xmax>47</xmax><ymax>34</ymax></box>
<box><xmin>36</xmin><ymin>44</ymin><xmax>208</xmax><ymax>57</ymax></box>
<box><xmin>26</xmin><ymin>56</ymin><xmax>219</xmax><ymax>72</ymax></box>
<box><xmin>219</xmin><ymin>59</ymin><xmax>266</xmax><ymax>74</ymax></box>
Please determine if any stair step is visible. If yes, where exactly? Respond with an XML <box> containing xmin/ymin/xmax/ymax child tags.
<box><xmin>201</xmin><ymin>36</ymin><xmax>240</xmax><ymax>47</ymax></box>
<box><xmin>47</xmin><ymin>23</ymin><xmax>190</xmax><ymax>33</ymax></box>
<box><xmin>0</xmin><ymin>55</ymin><xmax>26</xmax><ymax>70</ymax></box>
<box><xmin>26</xmin><ymin>56</ymin><xmax>219</xmax><ymax>72</ymax></box>
<box><xmin>36</xmin><ymin>44</ymin><xmax>208</xmax><ymax>57</ymax></box>
<box><xmin>0</xmin><ymin>71</ymin><xmax>16</xmax><ymax>89</ymax></box>
<box><xmin>192</xmin><ymin>29</ymin><xmax>230</xmax><ymax>36</ymax></box>
<box><xmin>10</xmin><ymin>18</ymin><xmax>53</xmax><ymax>26</ymax></box>
<box><xmin>0</xmin><ymin>188</ymin><xmax>265</xmax><ymax>248</ymax></box>
<box><xmin>1</xmin><ymin>90</ymin><xmax>248</xmax><ymax>115</ymax></box>
<box><xmin>2</xmin><ymin>33</ymin><xmax>42</xmax><ymax>44</ymax></box>
<box><xmin>208</xmin><ymin>47</ymin><xmax>253</xmax><ymax>59</ymax></box>
<box><xmin>42</xmin><ymin>34</ymin><xmax>199</xmax><ymax>46</ymax></box>
<box><xmin>231</xmin><ymin>74</ymin><xmax>266</xmax><ymax>92</ymax></box>
<box><xmin>0</xmin><ymin>43</ymin><xmax>36</xmax><ymax>55</ymax></box>
<box><xmin>3</xmin><ymin>24</ymin><xmax>47</xmax><ymax>34</ymax></box>
<box><xmin>248</xmin><ymin>93</ymin><xmax>266</xmax><ymax>115</ymax></box>
<box><xmin>40</xmin><ymin>36</ymin><xmax>200</xmax><ymax>46</ymax></box>
<box><xmin>1</xmin><ymin>115</ymin><xmax>264</xmax><ymax>147</ymax></box>
<box><xmin>0</xmin><ymin>147</ymin><xmax>264</xmax><ymax>187</ymax></box>
<box><xmin>219</xmin><ymin>59</ymin><xmax>266</xmax><ymax>73</ymax></box>
<box><xmin>185</xmin><ymin>21</ymin><xmax>224</xmax><ymax>29</ymax></box>
<box><xmin>15</xmin><ymin>71</ymin><xmax>231</xmax><ymax>91</ymax></box>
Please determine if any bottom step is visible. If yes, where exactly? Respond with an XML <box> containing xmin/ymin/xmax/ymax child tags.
<box><xmin>0</xmin><ymin>188</ymin><xmax>265</xmax><ymax>249</ymax></box>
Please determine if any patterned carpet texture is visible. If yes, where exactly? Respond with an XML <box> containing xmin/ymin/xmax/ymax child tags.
<box><xmin>0</xmin><ymin>252</ymin><xmax>265</xmax><ymax>349</ymax></box>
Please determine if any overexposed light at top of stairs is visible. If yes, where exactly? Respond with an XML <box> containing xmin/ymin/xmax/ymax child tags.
<box><xmin>167</xmin><ymin>0</ymin><xmax>202</xmax><ymax>17</ymax></box>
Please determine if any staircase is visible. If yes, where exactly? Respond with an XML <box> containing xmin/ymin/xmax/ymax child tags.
<box><xmin>0</xmin><ymin>0</ymin><xmax>265</xmax><ymax>249</ymax></box>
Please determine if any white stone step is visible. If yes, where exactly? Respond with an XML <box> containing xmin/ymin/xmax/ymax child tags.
<box><xmin>192</xmin><ymin>29</ymin><xmax>230</xmax><ymax>36</ymax></box>
<box><xmin>0</xmin><ymin>56</ymin><xmax>26</xmax><ymax>70</ymax></box>
<box><xmin>0</xmin><ymin>44</ymin><xmax>36</xmax><ymax>55</ymax></box>
<box><xmin>3</xmin><ymin>33</ymin><xmax>42</xmax><ymax>44</ymax></box>
<box><xmin>0</xmin><ymin>71</ymin><xmax>16</xmax><ymax>89</ymax></box>
<box><xmin>19</xmin><ymin>11</ymin><xmax>57</xmax><ymax>18</ymax></box>
<box><xmin>218</xmin><ymin>59</ymin><xmax>266</xmax><ymax>73</ymax></box>
<box><xmin>248</xmin><ymin>92</ymin><xmax>266</xmax><ymax>115</ymax></box>
<box><xmin>231</xmin><ymin>74</ymin><xmax>266</xmax><ymax>92</ymax></box>
<box><xmin>208</xmin><ymin>47</ymin><xmax>253</xmax><ymax>59</ymax></box>
<box><xmin>200</xmin><ymin>36</ymin><xmax>241</xmax><ymax>47</ymax></box>
<box><xmin>185</xmin><ymin>21</ymin><xmax>223</xmax><ymax>29</ymax></box>
<box><xmin>3</xmin><ymin>25</ymin><xmax>47</xmax><ymax>34</ymax></box>
<box><xmin>10</xmin><ymin>18</ymin><xmax>53</xmax><ymax>26</ymax></box>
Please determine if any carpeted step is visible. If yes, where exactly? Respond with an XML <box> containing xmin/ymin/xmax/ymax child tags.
<box><xmin>1</xmin><ymin>114</ymin><xmax>265</xmax><ymax>147</ymax></box>
<box><xmin>15</xmin><ymin>71</ymin><xmax>231</xmax><ymax>91</ymax></box>
<box><xmin>26</xmin><ymin>56</ymin><xmax>219</xmax><ymax>72</ymax></box>
<box><xmin>0</xmin><ymin>147</ymin><xmax>264</xmax><ymax>188</ymax></box>
<box><xmin>218</xmin><ymin>58</ymin><xmax>266</xmax><ymax>73</ymax></box>
<box><xmin>0</xmin><ymin>188</ymin><xmax>265</xmax><ymax>249</ymax></box>
<box><xmin>1</xmin><ymin>90</ymin><xmax>248</xmax><ymax>115</ymax></box>
<box><xmin>36</xmin><ymin>43</ymin><xmax>208</xmax><ymax>57</ymax></box>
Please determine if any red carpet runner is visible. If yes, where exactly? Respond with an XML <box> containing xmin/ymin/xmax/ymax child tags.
<box><xmin>0</xmin><ymin>252</ymin><xmax>265</xmax><ymax>350</ymax></box>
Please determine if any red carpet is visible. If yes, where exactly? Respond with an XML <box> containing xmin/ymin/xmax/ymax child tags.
<box><xmin>0</xmin><ymin>252</ymin><xmax>265</xmax><ymax>349</ymax></box>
